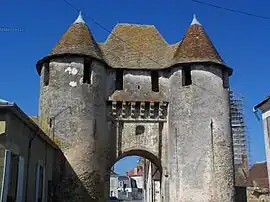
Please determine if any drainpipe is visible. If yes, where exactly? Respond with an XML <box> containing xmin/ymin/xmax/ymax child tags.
<box><xmin>24</xmin><ymin>133</ymin><xmax>37</xmax><ymax>202</ymax></box>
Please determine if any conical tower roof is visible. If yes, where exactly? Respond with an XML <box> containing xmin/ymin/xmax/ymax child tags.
<box><xmin>49</xmin><ymin>12</ymin><xmax>103</xmax><ymax>59</ymax></box>
<box><xmin>173</xmin><ymin>14</ymin><xmax>225</xmax><ymax>66</ymax></box>
<box><xmin>37</xmin><ymin>12</ymin><xmax>103</xmax><ymax>74</ymax></box>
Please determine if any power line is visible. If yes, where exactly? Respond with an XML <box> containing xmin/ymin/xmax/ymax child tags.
<box><xmin>190</xmin><ymin>0</ymin><xmax>270</xmax><ymax>21</ymax></box>
<box><xmin>62</xmin><ymin>0</ymin><xmax>255</xmax><ymax>112</ymax></box>
<box><xmin>62</xmin><ymin>0</ymin><xmax>163</xmax><ymax>67</ymax></box>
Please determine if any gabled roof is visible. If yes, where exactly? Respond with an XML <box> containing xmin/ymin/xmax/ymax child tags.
<box><xmin>248</xmin><ymin>161</ymin><xmax>269</xmax><ymax>188</ymax></box>
<box><xmin>254</xmin><ymin>96</ymin><xmax>270</xmax><ymax>111</ymax></box>
<box><xmin>100</xmin><ymin>23</ymin><xmax>173</xmax><ymax>69</ymax></box>
<box><xmin>0</xmin><ymin>98</ymin><xmax>13</xmax><ymax>105</ymax></box>
<box><xmin>0</xmin><ymin>102</ymin><xmax>59</xmax><ymax>150</ymax></box>
<box><xmin>173</xmin><ymin>15</ymin><xmax>225</xmax><ymax>67</ymax></box>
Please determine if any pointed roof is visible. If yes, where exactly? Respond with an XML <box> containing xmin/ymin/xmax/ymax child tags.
<box><xmin>173</xmin><ymin>14</ymin><xmax>225</xmax><ymax>66</ymax></box>
<box><xmin>74</xmin><ymin>11</ymin><xmax>85</xmax><ymax>24</ymax></box>
<box><xmin>49</xmin><ymin>12</ymin><xmax>103</xmax><ymax>59</ymax></box>
<box><xmin>37</xmin><ymin>12</ymin><xmax>103</xmax><ymax>74</ymax></box>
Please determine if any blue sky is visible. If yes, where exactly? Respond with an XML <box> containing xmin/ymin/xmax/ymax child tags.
<box><xmin>1</xmin><ymin>0</ymin><xmax>269</xmax><ymax>175</ymax></box>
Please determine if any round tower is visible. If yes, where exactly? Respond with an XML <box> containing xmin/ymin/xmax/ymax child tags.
<box><xmin>168</xmin><ymin>15</ymin><xmax>235</xmax><ymax>201</ymax></box>
<box><xmin>36</xmin><ymin>12</ymin><xmax>109</xmax><ymax>201</ymax></box>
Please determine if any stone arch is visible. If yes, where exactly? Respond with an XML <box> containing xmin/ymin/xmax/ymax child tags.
<box><xmin>110</xmin><ymin>148</ymin><xmax>163</xmax><ymax>175</ymax></box>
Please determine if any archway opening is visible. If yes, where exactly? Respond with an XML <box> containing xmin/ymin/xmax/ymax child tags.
<box><xmin>108</xmin><ymin>150</ymin><xmax>162</xmax><ymax>202</ymax></box>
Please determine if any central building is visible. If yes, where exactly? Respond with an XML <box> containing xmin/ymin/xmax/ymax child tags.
<box><xmin>36</xmin><ymin>13</ymin><xmax>235</xmax><ymax>202</ymax></box>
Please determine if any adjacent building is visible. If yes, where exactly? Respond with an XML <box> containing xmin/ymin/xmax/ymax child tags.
<box><xmin>0</xmin><ymin>99</ymin><xmax>63</xmax><ymax>202</ymax></box>
<box><xmin>247</xmin><ymin>161</ymin><xmax>270</xmax><ymax>202</ymax></box>
<box><xmin>109</xmin><ymin>170</ymin><xmax>143</xmax><ymax>201</ymax></box>
<box><xmin>126</xmin><ymin>159</ymin><xmax>144</xmax><ymax>189</ymax></box>
<box><xmin>254</xmin><ymin>96</ymin><xmax>270</xmax><ymax>188</ymax></box>
<box><xmin>110</xmin><ymin>170</ymin><xmax>119</xmax><ymax>198</ymax></box>
<box><xmin>144</xmin><ymin>160</ymin><xmax>161</xmax><ymax>202</ymax></box>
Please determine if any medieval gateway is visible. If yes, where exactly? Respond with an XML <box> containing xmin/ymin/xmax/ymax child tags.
<box><xmin>36</xmin><ymin>12</ymin><xmax>235</xmax><ymax>201</ymax></box>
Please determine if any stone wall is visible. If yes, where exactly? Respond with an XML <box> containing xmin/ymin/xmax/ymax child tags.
<box><xmin>247</xmin><ymin>187</ymin><xmax>270</xmax><ymax>202</ymax></box>
<box><xmin>39</xmin><ymin>56</ymin><xmax>110</xmax><ymax>202</ymax></box>
<box><xmin>168</xmin><ymin>64</ymin><xmax>234</xmax><ymax>201</ymax></box>
<box><xmin>38</xmin><ymin>55</ymin><xmax>234</xmax><ymax>201</ymax></box>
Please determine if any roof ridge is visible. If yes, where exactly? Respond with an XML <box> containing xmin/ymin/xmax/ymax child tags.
<box><xmin>254</xmin><ymin>161</ymin><xmax>267</xmax><ymax>164</ymax></box>
<box><xmin>104</xmin><ymin>23</ymin><xmax>169</xmax><ymax>45</ymax></box>
<box><xmin>115</xmin><ymin>23</ymin><xmax>155</xmax><ymax>27</ymax></box>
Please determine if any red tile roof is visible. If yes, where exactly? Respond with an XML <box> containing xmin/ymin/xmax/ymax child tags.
<box><xmin>126</xmin><ymin>166</ymin><xmax>144</xmax><ymax>176</ymax></box>
<box><xmin>248</xmin><ymin>162</ymin><xmax>269</xmax><ymax>188</ymax></box>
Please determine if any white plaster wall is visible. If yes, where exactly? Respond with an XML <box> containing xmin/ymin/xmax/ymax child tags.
<box><xmin>262</xmin><ymin>110</ymin><xmax>270</xmax><ymax>189</ymax></box>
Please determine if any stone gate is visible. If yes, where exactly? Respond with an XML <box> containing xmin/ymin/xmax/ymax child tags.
<box><xmin>36</xmin><ymin>12</ymin><xmax>235</xmax><ymax>202</ymax></box>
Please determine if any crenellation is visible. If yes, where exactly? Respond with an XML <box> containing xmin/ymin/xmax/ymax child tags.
<box><xmin>140</xmin><ymin>102</ymin><xmax>146</xmax><ymax>118</ymax></box>
<box><xmin>131</xmin><ymin>102</ymin><xmax>136</xmax><ymax>118</ymax></box>
<box><xmin>108</xmin><ymin>101</ymin><xmax>168</xmax><ymax>122</ymax></box>
<box><xmin>149</xmin><ymin>102</ymin><xmax>155</xmax><ymax>118</ymax></box>
<box><xmin>122</xmin><ymin>101</ymin><xmax>127</xmax><ymax>118</ymax></box>
<box><xmin>112</xmin><ymin>101</ymin><xmax>117</xmax><ymax>117</ymax></box>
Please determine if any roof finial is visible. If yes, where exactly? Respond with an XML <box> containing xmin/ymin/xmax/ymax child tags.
<box><xmin>191</xmin><ymin>14</ymin><xmax>201</xmax><ymax>25</ymax></box>
<box><xmin>74</xmin><ymin>11</ymin><xmax>85</xmax><ymax>24</ymax></box>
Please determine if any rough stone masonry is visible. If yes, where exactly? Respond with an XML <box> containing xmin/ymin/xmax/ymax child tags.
<box><xmin>36</xmin><ymin>12</ymin><xmax>235</xmax><ymax>202</ymax></box>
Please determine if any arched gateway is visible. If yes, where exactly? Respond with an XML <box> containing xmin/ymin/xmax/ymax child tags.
<box><xmin>36</xmin><ymin>12</ymin><xmax>235</xmax><ymax>202</ymax></box>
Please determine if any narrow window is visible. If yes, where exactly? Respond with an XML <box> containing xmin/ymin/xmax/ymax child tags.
<box><xmin>43</xmin><ymin>62</ymin><xmax>50</xmax><ymax>86</ymax></box>
<box><xmin>83</xmin><ymin>59</ymin><xmax>91</xmax><ymax>84</ymax></box>
<box><xmin>151</xmin><ymin>71</ymin><xmax>159</xmax><ymax>92</ymax></box>
<box><xmin>35</xmin><ymin>163</ymin><xmax>45</xmax><ymax>202</ymax></box>
<box><xmin>182</xmin><ymin>67</ymin><xmax>192</xmax><ymax>86</ymax></box>
<box><xmin>115</xmin><ymin>69</ymin><xmax>123</xmax><ymax>90</ymax></box>
<box><xmin>6</xmin><ymin>152</ymin><xmax>19</xmax><ymax>202</ymax></box>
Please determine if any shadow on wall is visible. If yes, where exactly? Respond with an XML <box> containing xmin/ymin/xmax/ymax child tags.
<box><xmin>52</xmin><ymin>150</ymin><xmax>102</xmax><ymax>202</ymax></box>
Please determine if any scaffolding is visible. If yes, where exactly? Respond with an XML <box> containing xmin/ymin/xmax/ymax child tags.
<box><xmin>229</xmin><ymin>90</ymin><xmax>250</xmax><ymax>168</ymax></box>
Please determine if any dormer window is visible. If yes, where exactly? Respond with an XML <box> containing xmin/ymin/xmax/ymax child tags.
<box><xmin>83</xmin><ymin>59</ymin><xmax>92</xmax><ymax>84</ymax></box>
<box><xmin>115</xmin><ymin>69</ymin><xmax>123</xmax><ymax>90</ymax></box>
<box><xmin>182</xmin><ymin>66</ymin><xmax>192</xmax><ymax>86</ymax></box>
<box><xmin>43</xmin><ymin>61</ymin><xmax>50</xmax><ymax>86</ymax></box>
<box><xmin>151</xmin><ymin>71</ymin><xmax>159</xmax><ymax>92</ymax></box>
